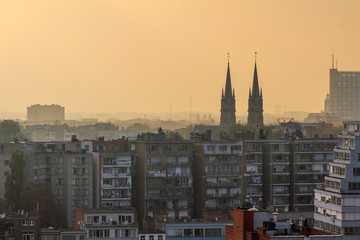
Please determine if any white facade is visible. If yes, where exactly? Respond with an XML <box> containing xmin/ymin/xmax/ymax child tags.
<box><xmin>314</xmin><ymin>121</ymin><xmax>360</xmax><ymax>239</ymax></box>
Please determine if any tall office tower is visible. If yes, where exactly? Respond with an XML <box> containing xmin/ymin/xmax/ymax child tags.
<box><xmin>220</xmin><ymin>60</ymin><xmax>236</xmax><ymax>126</ymax></box>
<box><xmin>314</xmin><ymin>121</ymin><xmax>360</xmax><ymax>238</ymax></box>
<box><xmin>327</xmin><ymin>55</ymin><xmax>360</xmax><ymax>120</ymax></box>
<box><xmin>247</xmin><ymin>61</ymin><xmax>263</xmax><ymax>127</ymax></box>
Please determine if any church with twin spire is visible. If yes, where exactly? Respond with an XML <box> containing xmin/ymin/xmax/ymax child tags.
<box><xmin>220</xmin><ymin>54</ymin><xmax>264</xmax><ymax>127</ymax></box>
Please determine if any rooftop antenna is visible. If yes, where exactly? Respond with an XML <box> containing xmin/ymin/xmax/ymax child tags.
<box><xmin>336</xmin><ymin>58</ymin><xmax>338</xmax><ymax>69</ymax></box>
<box><xmin>255</xmin><ymin>51</ymin><xmax>257</xmax><ymax>62</ymax></box>
<box><xmin>227</xmin><ymin>52</ymin><xmax>230</xmax><ymax>63</ymax></box>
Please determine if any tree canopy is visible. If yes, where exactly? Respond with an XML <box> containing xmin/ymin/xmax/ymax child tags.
<box><xmin>165</xmin><ymin>130</ymin><xmax>184</xmax><ymax>140</ymax></box>
<box><xmin>23</xmin><ymin>183</ymin><xmax>67</xmax><ymax>228</ymax></box>
<box><xmin>0</xmin><ymin>120</ymin><xmax>24</xmax><ymax>143</ymax></box>
<box><xmin>126</xmin><ymin>123</ymin><xmax>151</xmax><ymax>133</ymax></box>
<box><xmin>5</xmin><ymin>149</ymin><xmax>26</xmax><ymax>210</ymax></box>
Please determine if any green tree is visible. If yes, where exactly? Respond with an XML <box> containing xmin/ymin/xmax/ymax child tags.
<box><xmin>165</xmin><ymin>130</ymin><xmax>184</xmax><ymax>140</ymax></box>
<box><xmin>0</xmin><ymin>199</ymin><xmax>6</xmax><ymax>212</ymax></box>
<box><xmin>261</xmin><ymin>125</ymin><xmax>283</xmax><ymax>139</ymax></box>
<box><xmin>178</xmin><ymin>125</ymin><xmax>194</xmax><ymax>140</ymax></box>
<box><xmin>332</xmin><ymin>125</ymin><xmax>343</xmax><ymax>138</ymax></box>
<box><xmin>23</xmin><ymin>183</ymin><xmax>67</xmax><ymax>228</ymax></box>
<box><xmin>227</xmin><ymin>124</ymin><xmax>255</xmax><ymax>138</ymax></box>
<box><xmin>0</xmin><ymin>120</ymin><xmax>24</xmax><ymax>143</ymax></box>
<box><xmin>0</xmin><ymin>219</ymin><xmax>12</xmax><ymax>239</ymax></box>
<box><xmin>126</xmin><ymin>123</ymin><xmax>151</xmax><ymax>133</ymax></box>
<box><xmin>5</xmin><ymin>149</ymin><xmax>26</xmax><ymax>210</ymax></box>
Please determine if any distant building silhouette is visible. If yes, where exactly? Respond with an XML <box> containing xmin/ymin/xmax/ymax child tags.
<box><xmin>326</xmin><ymin>54</ymin><xmax>360</xmax><ymax>120</ymax></box>
<box><xmin>220</xmin><ymin>60</ymin><xmax>236</xmax><ymax>126</ymax></box>
<box><xmin>27</xmin><ymin>104</ymin><xmax>65</xmax><ymax>123</ymax></box>
<box><xmin>247</xmin><ymin>60</ymin><xmax>263</xmax><ymax>127</ymax></box>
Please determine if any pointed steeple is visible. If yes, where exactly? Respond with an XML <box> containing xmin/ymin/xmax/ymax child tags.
<box><xmin>251</xmin><ymin>62</ymin><xmax>260</xmax><ymax>97</ymax></box>
<box><xmin>249</xmin><ymin>88</ymin><xmax>252</xmax><ymax>97</ymax></box>
<box><xmin>224</xmin><ymin>62</ymin><xmax>232</xmax><ymax>98</ymax></box>
<box><xmin>222</xmin><ymin>88</ymin><xmax>224</xmax><ymax>98</ymax></box>
<box><xmin>260</xmin><ymin>87</ymin><xmax>262</xmax><ymax>97</ymax></box>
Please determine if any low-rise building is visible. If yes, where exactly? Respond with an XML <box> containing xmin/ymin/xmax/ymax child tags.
<box><xmin>74</xmin><ymin>208</ymin><xmax>138</xmax><ymax>239</ymax></box>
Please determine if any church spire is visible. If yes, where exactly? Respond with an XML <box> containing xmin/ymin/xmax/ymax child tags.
<box><xmin>220</xmin><ymin>53</ymin><xmax>236</xmax><ymax>126</ymax></box>
<box><xmin>224</xmin><ymin>61</ymin><xmax>233</xmax><ymax>98</ymax></box>
<box><xmin>251</xmin><ymin>61</ymin><xmax>260</xmax><ymax>97</ymax></box>
<box><xmin>248</xmin><ymin>52</ymin><xmax>263</xmax><ymax>127</ymax></box>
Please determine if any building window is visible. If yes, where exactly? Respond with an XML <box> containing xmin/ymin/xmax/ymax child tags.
<box><xmin>178</xmin><ymin>145</ymin><xmax>187</xmax><ymax>151</ymax></box>
<box><xmin>22</xmin><ymin>220</ymin><xmax>34</xmax><ymax>226</ymax></box>
<box><xmin>158</xmin><ymin>236</ymin><xmax>163</xmax><ymax>240</ymax></box>
<box><xmin>4</xmin><ymin>171</ymin><xmax>9</xmax><ymax>177</ymax></box>
<box><xmin>140</xmin><ymin>236</ymin><xmax>145</xmax><ymax>240</ymax></box>
<box><xmin>353</xmin><ymin>168</ymin><xmax>360</xmax><ymax>176</ymax></box>
<box><xmin>63</xmin><ymin>235</ymin><xmax>76</xmax><ymax>240</ymax></box>
<box><xmin>89</xmin><ymin>229</ymin><xmax>110</xmax><ymax>237</ymax></box>
<box><xmin>22</xmin><ymin>231</ymin><xmax>34</xmax><ymax>240</ymax></box>
<box><xmin>4</xmin><ymin>160</ymin><xmax>9</xmax><ymax>166</ymax></box>
<box><xmin>149</xmin><ymin>236</ymin><xmax>154</xmax><ymax>240</ymax></box>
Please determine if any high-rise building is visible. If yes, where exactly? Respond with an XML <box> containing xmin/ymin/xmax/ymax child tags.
<box><xmin>243</xmin><ymin>140</ymin><xmax>264</xmax><ymax>208</ymax></box>
<box><xmin>132</xmin><ymin>128</ymin><xmax>193</xmax><ymax>230</ymax></box>
<box><xmin>263</xmin><ymin>140</ymin><xmax>291</xmax><ymax>212</ymax></box>
<box><xmin>220</xmin><ymin>61</ymin><xmax>236</xmax><ymax>126</ymax></box>
<box><xmin>26</xmin><ymin>141</ymin><xmax>94</xmax><ymax>228</ymax></box>
<box><xmin>27</xmin><ymin>104</ymin><xmax>65</xmax><ymax>123</ymax></box>
<box><xmin>291</xmin><ymin>139</ymin><xmax>336</xmax><ymax>212</ymax></box>
<box><xmin>81</xmin><ymin>139</ymin><xmax>133</xmax><ymax>209</ymax></box>
<box><xmin>314</xmin><ymin>121</ymin><xmax>360</xmax><ymax>238</ymax></box>
<box><xmin>326</xmin><ymin>55</ymin><xmax>360</xmax><ymax>120</ymax></box>
<box><xmin>247</xmin><ymin>61</ymin><xmax>263</xmax><ymax>127</ymax></box>
<box><xmin>192</xmin><ymin>139</ymin><xmax>243</xmax><ymax>220</ymax></box>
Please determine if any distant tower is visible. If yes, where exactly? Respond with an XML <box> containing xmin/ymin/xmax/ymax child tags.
<box><xmin>220</xmin><ymin>55</ymin><xmax>236</xmax><ymax>126</ymax></box>
<box><xmin>248</xmin><ymin>54</ymin><xmax>264</xmax><ymax>127</ymax></box>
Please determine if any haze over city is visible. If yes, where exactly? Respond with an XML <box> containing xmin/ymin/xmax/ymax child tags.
<box><xmin>1</xmin><ymin>0</ymin><xmax>360</xmax><ymax>118</ymax></box>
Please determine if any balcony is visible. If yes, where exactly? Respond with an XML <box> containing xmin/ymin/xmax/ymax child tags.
<box><xmin>101</xmin><ymin>194</ymin><xmax>131</xmax><ymax>200</ymax></box>
<box><xmin>101</xmin><ymin>183</ymin><xmax>131</xmax><ymax>189</ymax></box>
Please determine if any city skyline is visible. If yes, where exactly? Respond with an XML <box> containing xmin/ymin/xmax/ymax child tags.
<box><xmin>0</xmin><ymin>0</ymin><xmax>359</xmax><ymax>115</ymax></box>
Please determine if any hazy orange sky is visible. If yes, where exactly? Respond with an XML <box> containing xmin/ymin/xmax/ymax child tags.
<box><xmin>0</xmin><ymin>0</ymin><xmax>359</xmax><ymax>116</ymax></box>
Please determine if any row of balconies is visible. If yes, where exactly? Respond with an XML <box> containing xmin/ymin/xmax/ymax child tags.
<box><xmin>101</xmin><ymin>195</ymin><xmax>131</xmax><ymax>200</ymax></box>
<box><xmin>101</xmin><ymin>183</ymin><xmax>131</xmax><ymax>189</ymax></box>
<box><xmin>205</xmin><ymin>192</ymin><xmax>241</xmax><ymax>198</ymax></box>
<box><xmin>204</xmin><ymin>182</ymin><xmax>240</xmax><ymax>187</ymax></box>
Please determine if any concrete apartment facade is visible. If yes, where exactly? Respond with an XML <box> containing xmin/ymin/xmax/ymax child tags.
<box><xmin>132</xmin><ymin>129</ymin><xmax>193</xmax><ymax>230</ymax></box>
<box><xmin>314</xmin><ymin>121</ymin><xmax>360</xmax><ymax>239</ymax></box>
<box><xmin>25</xmin><ymin>141</ymin><xmax>94</xmax><ymax>228</ymax></box>
<box><xmin>192</xmin><ymin>139</ymin><xmax>243</xmax><ymax>220</ymax></box>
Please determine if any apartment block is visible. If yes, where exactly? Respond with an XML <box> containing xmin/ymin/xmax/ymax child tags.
<box><xmin>291</xmin><ymin>139</ymin><xmax>336</xmax><ymax>212</ymax></box>
<box><xmin>25</xmin><ymin>141</ymin><xmax>94</xmax><ymax>228</ymax></box>
<box><xmin>263</xmin><ymin>141</ymin><xmax>291</xmax><ymax>212</ymax></box>
<box><xmin>314</xmin><ymin>121</ymin><xmax>360</xmax><ymax>238</ymax></box>
<box><xmin>193</xmin><ymin>139</ymin><xmax>243</xmax><ymax>220</ymax></box>
<box><xmin>132</xmin><ymin>129</ymin><xmax>193</xmax><ymax>230</ymax></box>
<box><xmin>243</xmin><ymin>140</ymin><xmax>264</xmax><ymax>209</ymax></box>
